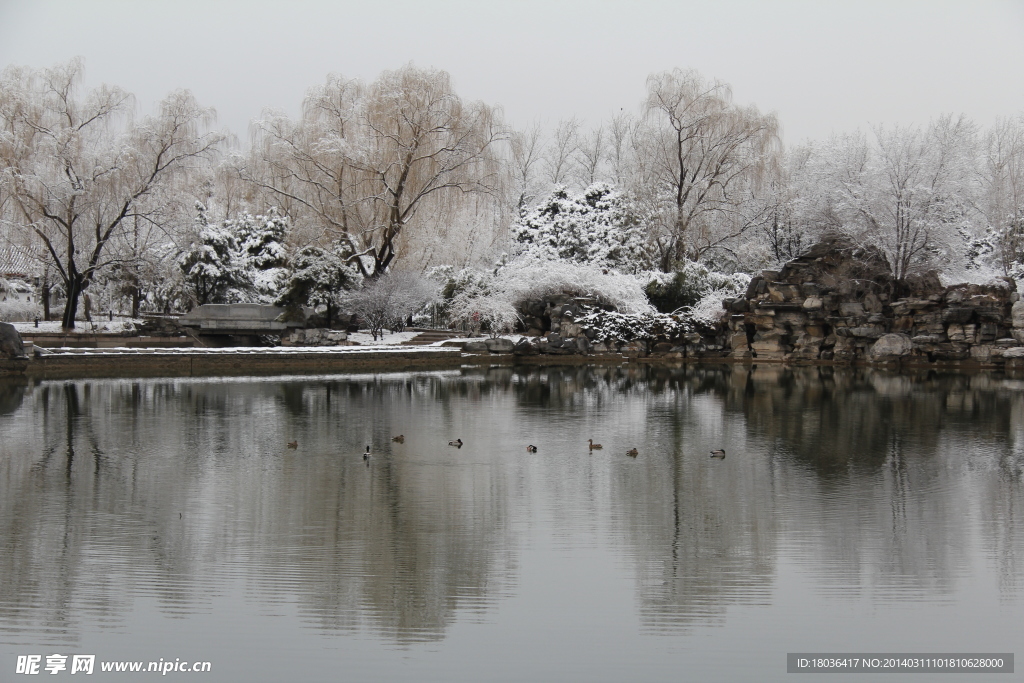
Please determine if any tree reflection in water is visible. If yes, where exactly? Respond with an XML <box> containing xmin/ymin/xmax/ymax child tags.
<box><xmin>0</xmin><ymin>366</ymin><xmax>1021</xmax><ymax>650</ymax></box>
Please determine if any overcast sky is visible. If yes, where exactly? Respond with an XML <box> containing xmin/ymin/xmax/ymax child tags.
<box><xmin>1</xmin><ymin>0</ymin><xmax>1023</xmax><ymax>146</ymax></box>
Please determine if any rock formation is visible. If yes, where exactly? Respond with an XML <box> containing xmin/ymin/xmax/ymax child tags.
<box><xmin>0</xmin><ymin>322</ymin><xmax>27</xmax><ymax>359</ymax></box>
<box><xmin>722</xmin><ymin>234</ymin><xmax>1021</xmax><ymax>365</ymax></box>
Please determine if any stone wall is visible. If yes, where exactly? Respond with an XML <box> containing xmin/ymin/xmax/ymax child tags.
<box><xmin>280</xmin><ymin>328</ymin><xmax>350</xmax><ymax>346</ymax></box>
<box><xmin>12</xmin><ymin>347</ymin><xmax>463</xmax><ymax>379</ymax></box>
<box><xmin>721</xmin><ymin>235</ymin><xmax>1024</xmax><ymax>367</ymax></box>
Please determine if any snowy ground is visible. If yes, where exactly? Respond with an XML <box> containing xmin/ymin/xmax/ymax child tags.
<box><xmin>348</xmin><ymin>331</ymin><xmax>523</xmax><ymax>347</ymax></box>
<box><xmin>9</xmin><ymin>321</ymin><xmax>516</xmax><ymax>350</ymax></box>
<box><xmin>346</xmin><ymin>331</ymin><xmax>421</xmax><ymax>346</ymax></box>
<box><xmin>11</xmin><ymin>320</ymin><xmax>141</xmax><ymax>334</ymax></box>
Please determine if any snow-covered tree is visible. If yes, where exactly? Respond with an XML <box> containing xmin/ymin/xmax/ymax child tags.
<box><xmin>512</xmin><ymin>183</ymin><xmax>651</xmax><ymax>273</ymax></box>
<box><xmin>277</xmin><ymin>244</ymin><xmax>362</xmax><ymax>325</ymax></box>
<box><xmin>818</xmin><ymin>116</ymin><xmax>979</xmax><ymax>283</ymax></box>
<box><xmin>639</xmin><ymin>68</ymin><xmax>781</xmax><ymax>269</ymax></box>
<box><xmin>506</xmin><ymin>123</ymin><xmax>545</xmax><ymax>211</ymax></box>
<box><xmin>230</xmin><ymin>209</ymin><xmax>289</xmax><ymax>303</ymax></box>
<box><xmin>0</xmin><ymin>59</ymin><xmax>223</xmax><ymax>328</ymax></box>
<box><xmin>541</xmin><ymin>118</ymin><xmax>581</xmax><ymax>188</ymax></box>
<box><xmin>178</xmin><ymin>206</ymin><xmax>298</xmax><ymax>308</ymax></box>
<box><xmin>756</xmin><ymin>145</ymin><xmax>830</xmax><ymax>268</ymax></box>
<box><xmin>178</xmin><ymin>204</ymin><xmax>250</xmax><ymax>306</ymax></box>
<box><xmin>246</xmin><ymin>65</ymin><xmax>504</xmax><ymax>277</ymax></box>
<box><xmin>978</xmin><ymin>116</ymin><xmax>1024</xmax><ymax>280</ymax></box>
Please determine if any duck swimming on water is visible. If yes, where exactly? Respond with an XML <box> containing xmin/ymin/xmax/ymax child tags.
<box><xmin>626</xmin><ymin>448</ymin><xmax>638</xmax><ymax>457</ymax></box>
<box><xmin>526</xmin><ymin>445</ymin><xmax>538</xmax><ymax>453</ymax></box>
<box><xmin>448</xmin><ymin>438</ymin><xmax>463</xmax><ymax>448</ymax></box>
<box><xmin>710</xmin><ymin>449</ymin><xmax>726</xmax><ymax>459</ymax></box>
<box><xmin>588</xmin><ymin>439</ymin><xmax>603</xmax><ymax>451</ymax></box>
<box><xmin>286</xmin><ymin>441</ymin><xmax>298</xmax><ymax>449</ymax></box>
<box><xmin>392</xmin><ymin>435</ymin><xmax>405</xmax><ymax>443</ymax></box>
<box><xmin>363</xmin><ymin>445</ymin><xmax>371</xmax><ymax>461</ymax></box>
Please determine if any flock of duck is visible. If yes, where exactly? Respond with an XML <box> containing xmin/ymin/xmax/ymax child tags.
<box><xmin>285</xmin><ymin>438</ymin><xmax>726</xmax><ymax>461</ymax></box>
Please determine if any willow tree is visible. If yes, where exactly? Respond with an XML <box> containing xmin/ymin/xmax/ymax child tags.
<box><xmin>0</xmin><ymin>59</ymin><xmax>223</xmax><ymax>328</ymax></box>
<box><xmin>247</xmin><ymin>65</ymin><xmax>504</xmax><ymax>277</ymax></box>
<box><xmin>640</xmin><ymin>69</ymin><xmax>780</xmax><ymax>269</ymax></box>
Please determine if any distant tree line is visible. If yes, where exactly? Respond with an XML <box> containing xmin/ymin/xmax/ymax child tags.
<box><xmin>2</xmin><ymin>59</ymin><xmax>1022</xmax><ymax>328</ymax></box>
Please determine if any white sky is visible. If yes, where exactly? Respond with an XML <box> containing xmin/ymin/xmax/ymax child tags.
<box><xmin>1</xmin><ymin>0</ymin><xmax>1023</xmax><ymax>146</ymax></box>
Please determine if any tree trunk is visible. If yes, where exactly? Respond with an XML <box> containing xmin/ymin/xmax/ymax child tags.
<box><xmin>41</xmin><ymin>282</ymin><xmax>51</xmax><ymax>322</ymax></box>
<box><xmin>131</xmin><ymin>285</ymin><xmax>140</xmax><ymax>319</ymax></box>
<box><xmin>62</xmin><ymin>277</ymin><xmax>84</xmax><ymax>330</ymax></box>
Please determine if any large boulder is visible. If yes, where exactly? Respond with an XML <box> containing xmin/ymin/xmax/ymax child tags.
<box><xmin>868</xmin><ymin>333</ymin><xmax>912</xmax><ymax>359</ymax></box>
<box><xmin>1012</xmin><ymin>300</ymin><xmax>1024</xmax><ymax>329</ymax></box>
<box><xmin>485</xmin><ymin>337</ymin><xmax>515</xmax><ymax>354</ymax></box>
<box><xmin>463</xmin><ymin>340</ymin><xmax>490</xmax><ymax>354</ymax></box>
<box><xmin>0</xmin><ymin>322</ymin><xmax>27</xmax><ymax>360</ymax></box>
<box><xmin>776</xmin><ymin>233</ymin><xmax>896</xmax><ymax>298</ymax></box>
<box><xmin>513</xmin><ymin>339</ymin><xmax>540</xmax><ymax>356</ymax></box>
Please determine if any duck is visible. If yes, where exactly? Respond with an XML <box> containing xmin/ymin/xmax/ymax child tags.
<box><xmin>448</xmin><ymin>438</ymin><xmax>463</xmax><ymax>448</ymax></box>
<box><xmin>626</xmin><ymin>448</ymin><xmax>638</xmax><ymax>457</ymax></box>
<box><xmin>710</xmin><ymin>449</ymin><xmax>726</xmax><ymax>459</ymax></box>
<box><xmin>286</xmin><ymin>441</ymin><xmax>298</xmax><ymax>449</ymax></box>
<box><xmin>363</xmin><ymin>445</ymin><xmax>371</xmax><ymax>461</ymax></box>
<box><xmin>526</xmin><ymin>445</ymin><xmax>538</xmax><ymax>453</ymax></box>
<box><xmin>588</xmin><ymin>439</ymin><xmax>603</xmax><ymax>451</ymax></box>
<box><xmin>392</xmin><ymin>435</ymin><xmax>405</xmax><ymax>443</ymax></box>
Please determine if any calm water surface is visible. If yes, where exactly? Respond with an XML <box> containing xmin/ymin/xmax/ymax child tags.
<box><xmin>1</xmin><ymin>365</ymin><xmax>1022</xmax><ymax>681</ymax></box>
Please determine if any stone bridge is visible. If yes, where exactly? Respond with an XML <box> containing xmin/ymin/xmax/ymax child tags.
<box><xmin>177</xmin><ymin>304</ymin><xmax>304</xmax><ymax>342</ymax></box>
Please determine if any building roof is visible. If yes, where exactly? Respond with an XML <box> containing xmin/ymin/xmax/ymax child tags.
<box><xmin>0</xmin><ymin>247</ymin><xmax>41</xmax><ymax>279</ymax></box>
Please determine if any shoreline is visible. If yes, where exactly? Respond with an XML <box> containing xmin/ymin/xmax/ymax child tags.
<box><xmin>3</xmin><ymin>343</ymin><xmax>1024</xmax><ymax>380</ymax></box>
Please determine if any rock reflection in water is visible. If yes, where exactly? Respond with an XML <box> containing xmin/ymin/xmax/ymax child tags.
<box><xmin>726</xmin><ymin>366</ymin><xmax>1024</xmax><ymax>602</ymax></box>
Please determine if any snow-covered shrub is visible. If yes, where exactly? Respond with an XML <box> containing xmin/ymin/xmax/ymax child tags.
<box><xmin>644</xmin><ymin>261</ymin><xmax>751</xmax><ymax>313</ymax></box>
<box><xmin>495</xmin><ymin>254</ymin><xmax>653</xmax><ymax>314</ymax></box>
<box><xmin>512</xmin><ymin>183</ymin><xmax>653</xmax><ymax>273</ymax></box>
<box><xmin>686</xmin><ymin>286</ymin><xmax>742</xmax><ymax>325</ymax></box>
<box><xmin>427</xmin><ymin>265</ymin><xmax>498</xmax><ymax>330</ymax></box>
<box><xmin>576</xmin><ymin>308</ymin><xmax>696</xmax><ymax>344</ymax></box>
<box><xmin>427</xmin><ymin>265</ymin><xmax>493</xmax><ymax>302</ymax></box>
<box><xmin>0</xmin><ymin>299</ymin><xmax>42</xmax><ymax>322</ymax></box>
<box><xmin>448</xmin><ymin>292</ymin><xmax>520</xmax><ymax>336</ymax></box>
<box><xmin>955</xmin><ymin>224</ymin><xmax>1024</xmax><ymax>287</ymax></box>
<box><xmin>343</xmin><ymin>271</ymin><xmax>438</xmax><ymax>340</ymax></box>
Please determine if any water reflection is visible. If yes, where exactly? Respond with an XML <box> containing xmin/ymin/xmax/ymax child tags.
<box><xmin>0</xmin><ymin>365</ymin><xmax>1022</xmax><ymax>655</ymax></box>
<box><xmin>0</xmin><ymin>379</ymin><xmax>26</xmax><ymax>415</ymax></box>
<box><xmin>0</xmin><ymin>374</ymin><xmax>518</xmax><ymax>646</ymax></box>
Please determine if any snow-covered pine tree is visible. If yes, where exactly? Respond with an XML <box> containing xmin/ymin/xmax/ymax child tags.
<box><xmin>178</xmin><ymin>204</ymin><xmax>252</xmax><ymax>307</ymax></box>
<box><xmin>277</xmin><ymin>244</ymin><xmax>362</xmax><ymax>326</ymax></box>
<box><xmin>230</xmin><ymin>209</ymin><xmax>290</xmax><ymax>304</ymax></box>
<box><xmin>511</xmin><ymin>183</ymin><xmax>651</xmax><ymax>273</ymax></box>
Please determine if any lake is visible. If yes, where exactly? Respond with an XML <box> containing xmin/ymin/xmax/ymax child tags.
<box><xmin>1</xmin><ymin>364</ymin><xmax>1022</xmax><ymax>681</ymax></box>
